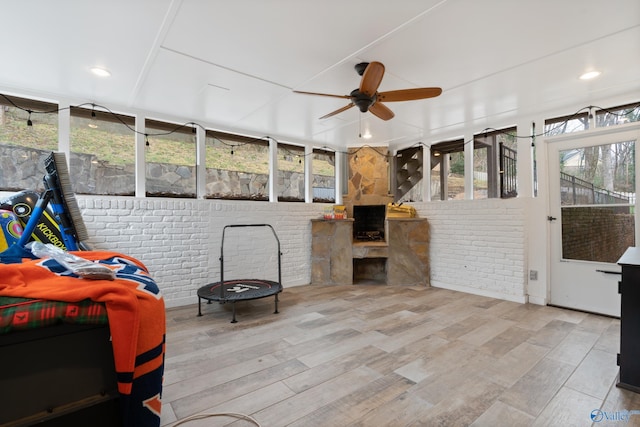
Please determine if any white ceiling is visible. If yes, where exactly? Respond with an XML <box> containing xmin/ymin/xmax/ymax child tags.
<box><xmin>1</xmin><ymin>0</ymin><xmax>639</xmax><ymax>151</ymax></box>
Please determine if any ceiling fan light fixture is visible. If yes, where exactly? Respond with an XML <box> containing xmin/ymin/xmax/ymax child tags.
<box><xmin>579</xmin><ymin>70</ymin><xmax>601</xmax><ymax>80</ymax></box>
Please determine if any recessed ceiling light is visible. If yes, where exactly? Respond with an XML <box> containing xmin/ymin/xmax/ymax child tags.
<box><xmin>90</xmin><ymin>67</ymin><xmax>111</xmax><ymax>77</ymax></box>
<box><xmin>579</xmin><ymin>70</ymin><xmax>601</xmax><ymax>80</ymax></box>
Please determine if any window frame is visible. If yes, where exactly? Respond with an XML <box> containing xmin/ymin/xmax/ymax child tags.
<box><xmin>144</xmin><ymin>118</ymin><xmax>198</xmax><ymax>198</ymax></box>
<box><xmin>312</xmin><ymin>148</ymin><xmax>336</xmax><ymax>203</ymax></box>
<box><xmin>69</xmin><ymin>106</ymin><xmax>136</xmax><ymax>196</ymax></box>
<box><xmin>473</xmin><ymin>126</ymin><xmax>517</xmax><ymax>199</ymax></box>
<box><xmin>204</xmin><ymin>130</ymin><xmax>270</xmax><ymax>201</ymax></box>
<box><xmin>277</xmin><ymin>142</ymin><xmax>305</xmax><ymax>202</ymax></box>
<box><xmin>0</xmin><ymin>95</ymin><xmax>59</xmax><ymax>192</ymax></box>
<box><xmin>430</xmin><ymin>138</ymin><xmax>465</xmax><ymax>201</ymax></box>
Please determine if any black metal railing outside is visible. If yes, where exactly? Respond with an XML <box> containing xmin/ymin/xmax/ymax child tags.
<box><xmin>500</xmin><ymin>143</ymin><xmax>517</xmax><ymax>198</ymax></box>
<box><xmin>560</xmin><ymin>172</ymin><xmax>630</xmax><ymax>205</ymax></box>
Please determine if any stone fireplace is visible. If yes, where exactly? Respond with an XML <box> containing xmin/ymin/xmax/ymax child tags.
<box><xmin>343</xmin><ymin>146</ymin><xmax>393</xmax><ymax>216</ymax></box>
<box><xmin>310</xmin><ymin>146</ymin><xmax>430</xmax><ymax>286</ymax></box>
<box><xmin>353</xmin><ymin>205</ymin><xmax>386</xmax><ymax>241</ymax></box>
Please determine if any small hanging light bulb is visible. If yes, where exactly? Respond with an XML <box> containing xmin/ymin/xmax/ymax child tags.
<box><xmin>26</xmin><ymin>110</ymin><xmax>33</xmax><ymax>126</ymax></box>
<box><xmin>298</xmin><ymin>156</ymin><xmax>302</xmax><ymax>164</ymax></box>
<box><xmin>230</xmin><ymin>146</ymin><xmax>234</xmax><ymax>155</ymax></box>
<box><xmin>88</xmin><ymin>104</ymin><xmax>98</xmax><ymax>129</ymax></box>
<box><xmin>145</xmin><ymin>134</ymin><xmax>150</xmax><ymax>147</ymax></box>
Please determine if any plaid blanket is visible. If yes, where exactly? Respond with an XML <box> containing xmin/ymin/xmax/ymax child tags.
<box><xmin>0</xmin><ymin>296</ymin><xmax>108</xmax><ymax>334</ymax></box>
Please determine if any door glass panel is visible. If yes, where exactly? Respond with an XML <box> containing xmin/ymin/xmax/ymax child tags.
<box><xmin>560</xmin><ymin>140</ymin><xmax>635</xmax><ymax>262</ymax></box>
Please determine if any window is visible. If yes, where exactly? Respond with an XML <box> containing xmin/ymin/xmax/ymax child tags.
<box><xmin>312</xmin><ymin>148</ymin><xmax>335</xmax><ymax>203</ymax></box>
<box><xmin>0</xmin><ymin>95</ymin><xmax>58</xmax><ymax>192</ymax></box>
<box><xmin>473</xmin><ymin>127</ymin><xmax>517</xmax><ymax>199</ymax></box>
<box><xmin>596</xmin><ymin>102</ymin><xmax>640</xmax><ymax>127</ymax></box>
<box><xmin>278</xmin><ymin>143</ymin><xmax>305</xmax><ymax>202</ymax></box>
<box><xmin>560</xmin><ymin>140</ymin><xmax>635</xmax><ymax>262</ymax></box>
<box><xmin>546</xmin><ymin>103</ymin><xmax>640</xmax><ymax>136</ymax></box>
<box><xmin>69</xmin><ymin>106</ymin><xmax>135</xmax><ymax>195</ymax></box>
<box><xmin>205</xmin><ymin>131</ymin><xmax>269</xmax><ymax>200</ymax></box>
<box><xmin>430</xmin><ymin>139</ymin><xmax>465</xmax><ymax>200</ymax></box>
<box><xmin>545</xmin><ymin>112</ymin><xmax>589</xmax><ymax>136</ymax></box>
<box><xmin>145</xmin><ymin>119</ymin><xmax>196</xmax><ymax>198</ymax></box>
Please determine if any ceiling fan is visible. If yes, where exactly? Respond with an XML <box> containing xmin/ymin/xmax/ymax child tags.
<box><xmin>293</xmin><ymin>61</ymin><xmax>442</xmax><ymax>121</ymax></box>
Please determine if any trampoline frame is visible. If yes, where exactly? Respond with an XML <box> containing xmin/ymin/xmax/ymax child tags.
<box><xmin>197</xmin><ymin>224</ymin><xmax>283</xmax><ymax>323</ymax></box>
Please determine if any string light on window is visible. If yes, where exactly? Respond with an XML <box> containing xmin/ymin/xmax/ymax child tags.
<box><xmin>1</xmin><ymin>93</ymin><xmax>637</xmax><ymax>168</ymax></box>
<box><xmin>89</xmin><ymin>104</ymin><xmax>98</xmax><ymax>128</ymax></box>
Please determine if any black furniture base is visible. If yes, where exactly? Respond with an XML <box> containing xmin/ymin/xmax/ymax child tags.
<box><xmin>617</xmin><ymin>247</ymin><xmax>640</xmax><ymax>393</ymax></box>
<box><xmin>0</xmin><ymin>324</ymin><xmax>121</xmax><ymax>426</ymax></box>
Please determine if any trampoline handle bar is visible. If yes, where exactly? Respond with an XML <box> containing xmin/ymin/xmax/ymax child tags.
<box><xmin>220</xmin><ymin>224</ymin><xmax>282</xmax><ymax>299</ymax></box>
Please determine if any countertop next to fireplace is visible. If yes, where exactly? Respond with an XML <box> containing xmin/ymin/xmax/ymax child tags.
<box><xmin>310</xmin><ymin>217</ymin><xmax>430</xmax><ymax>286</ymax></box>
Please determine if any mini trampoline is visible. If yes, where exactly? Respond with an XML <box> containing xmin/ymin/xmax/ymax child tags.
<box><xmin>197</xmin><ymin>224</ymin><xmax>283</xmax><ymax>323</ymax></box>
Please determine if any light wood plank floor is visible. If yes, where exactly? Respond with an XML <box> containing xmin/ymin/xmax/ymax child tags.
<box><xmin>160</xmin><ymin>285</ymin><xmax>640</xmax><ymax>427</ymax></box>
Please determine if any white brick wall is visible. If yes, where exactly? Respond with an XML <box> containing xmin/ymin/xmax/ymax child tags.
<box><xmin>412</xmin><ymin>198</ymin><xmax>528</xmax><ymax>303</ymax></box>
<box><xmin>77</xmin><ymin>196</ymin><xmax>323</xmax><ymax>307</ymax></box>
<box><xmin>2</xmin><ymin>190</ymin><xmax>530</xmax><ymax>307</ymax></box>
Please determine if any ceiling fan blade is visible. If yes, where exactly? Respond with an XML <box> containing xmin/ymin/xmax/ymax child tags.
<box><xmin>377</xmin><ymin>87</ymin><xmax>442</xmax><ymax>102</ymax></box>
<box><xmin>319</xmin><ymin>103</ymin><xmax>354</xmax><ymax>119</ymax></box>
<box><xmin>293</xmin><ymin>90</ymin><xmax>352</xmax><ymax>100</ymax></box>
<box><xmin>369</xmin><ymin>102</ymin><xmax>394</xmax><ymax>121</ymax></box>
<box><xmin>359</xmin><ymin>61</ymin><xmax>385</xmax><ymax>97</ymax></box>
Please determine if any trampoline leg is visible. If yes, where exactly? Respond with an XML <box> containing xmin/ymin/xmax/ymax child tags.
<box><xmin>197</xmin><ymin>297</ymin><xmax>202</xmax><ymax>317</ymax></box>
<box><xmin>274</xmin><ymin>294</ymin><xmax>279</xmax><ymax>314</ymax></box>
<box><xmin>231</xmin><ymin>302</ymin><xmax>237</xmax><ymax>323</ymax></box>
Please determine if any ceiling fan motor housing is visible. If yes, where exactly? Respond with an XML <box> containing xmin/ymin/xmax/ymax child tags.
<box><xmin>350</xmin><ymin>89</ymin><xmax>375</xmax><ymax>112</ymax></box>
<box><xmin>355</xmin><ymin>62</ymin><xmax>370</xmax><ymax>76</ymax></box>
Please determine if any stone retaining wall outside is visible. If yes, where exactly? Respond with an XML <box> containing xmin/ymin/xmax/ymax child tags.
<box><xmin>0</xmin><ymin>144</ymin><xmax>334</xmax><ymax>200</ymax></box>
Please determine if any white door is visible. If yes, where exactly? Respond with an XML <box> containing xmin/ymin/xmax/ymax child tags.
<box><xmin>548</xmin><ymin>125</ymin><xmax>640</xmax><ymax>317</ymax></box>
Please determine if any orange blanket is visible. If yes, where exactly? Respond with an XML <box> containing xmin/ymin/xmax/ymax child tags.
<box><xmin>0</xmin><ymin>251</ymin><xmax>165</xmax><ymax>427</ymax></box>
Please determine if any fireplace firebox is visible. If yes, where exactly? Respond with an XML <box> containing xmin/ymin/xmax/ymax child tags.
<box><xmin>353</xmin><ymin>205</ymin><xmax>386</xmax><ymax>241</ymax></box>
